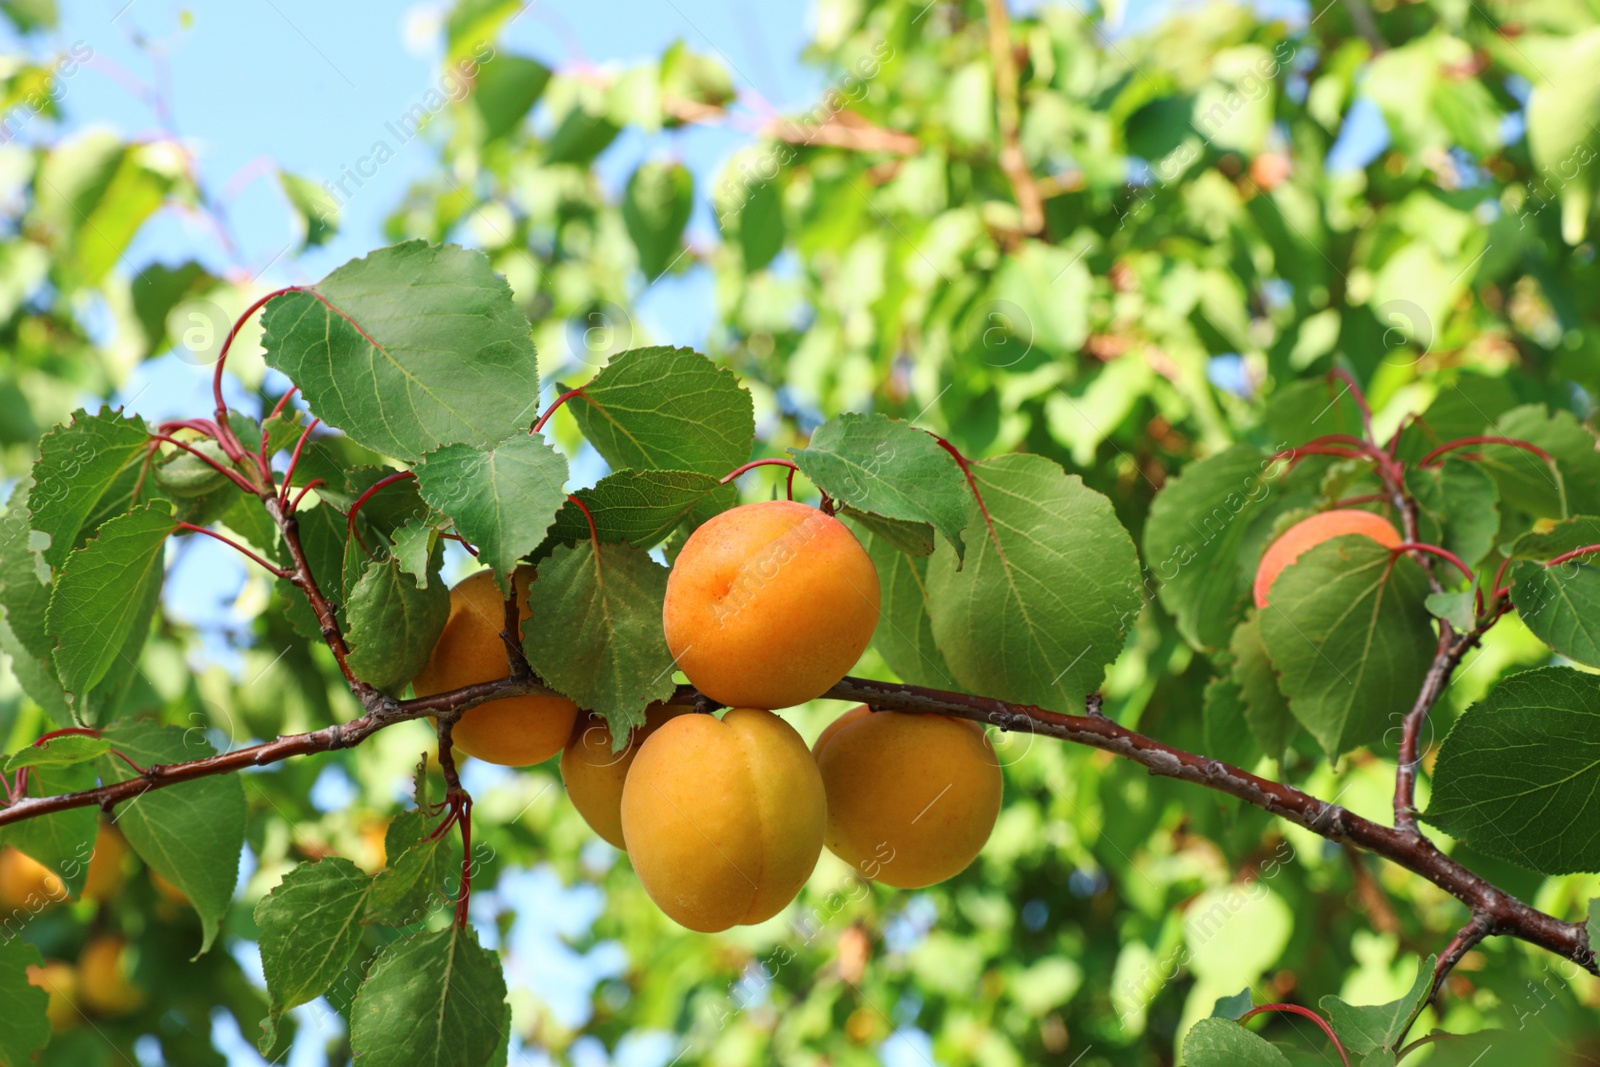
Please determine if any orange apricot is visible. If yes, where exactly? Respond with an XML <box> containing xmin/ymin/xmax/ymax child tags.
<box><xmin>560</xmin><ymin>702</ymin><xmax>692</xmax><ymax>849</ymax></box>
<box><xmin>82</xmin><ymin>824</ymin><xmax>129</xmax><ymax>903</ymax></box>
<box><xmin>1252</xmin><ymin>509</ymin><xmax>1402</xmax><ymax>608</ymax></box>
<box><xmin>813</xmin><ymin>706</ymin><xmax>1002</xmax><ymax>889</ymax></box>
<box><xmin>0</xmin><ymin>847</ymin><xmax>66</xmax><ymax>910</ymax></box>
<box><xmin>663</xmin><ymin>500</ymin><xmax>880</xmax><ymax>709</ymax></box>
<box><xmin>26</xmin><ymin>960</ymin><xmax>79</xmax><ymax>1032</ymax></box>
<box><xmin>621</xmin><ymin>708</ymin><xmax>825</xmax><ymax>932</ymax></box>
<box><xmin>412</xmin><ymin>567</ymin><xmax>581</xmax><ymax>766</ymax></box>
<box><xmin>77</xmin><ymin>935</ymin><xmax>142</xmax><ymax>1016</ymax></box>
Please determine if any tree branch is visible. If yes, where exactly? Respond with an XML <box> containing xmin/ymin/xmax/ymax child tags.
<box><xmin>3</xmin><ymin>668</ymin><xmax>1588</xmax><ymax>975</ymax></box>
<box><xmin>983</xmin><ymin>0</ymin><xmax>1045</xmax><ymax>234</ymax></box>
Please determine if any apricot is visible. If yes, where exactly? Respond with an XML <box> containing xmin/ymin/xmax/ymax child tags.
<box><xmin>83</xmin><ymin>824</ymin><xmax>129</xmax><ymax>903</ymax></box>
<box><xmin>663</xmin><ymin>500</ymin><xmax>880</xmax><ymax>709</ymax></box>
<box><xmin>1252</xmin><ymin>509</ymin><xmax>1402</xmax><ymax>608</ymax></box>
<box><xmin>77</xmin><ymin>935</ymin><xmax>142</xmax><ymax>1016</ymax></box>
<box><xmin>412</xmin><ymin>567</ymin><xmax>581</xmax><ymax>766</ymax></box>
<box><xmin>621</xmin><ymin>708</ymin><xmax>825</xmax><ymax>932</ymax></box>
<box><xmin>813</xmin><ymin>706</ymin><xmax>1003</xmax><ymax>889</ymax></box>
<box><xmin>26</xmin><ymin>960</ymin><xmax>79</xmax><ymax>1032</ymax></box>
<box><xmin>561</xmin><ymin>702</ymin><xmax>692</xmax><ymax>849</ymax></box>
<box><xmin>0</xmin><ymin>847</ymin><xmax>66</xmax><ymax>909</ymax></box>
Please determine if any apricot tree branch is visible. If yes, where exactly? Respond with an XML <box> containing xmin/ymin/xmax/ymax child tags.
<box><xmin>983</xmin><ymin>0</ymin><xmax>1045</xmax><ymax>234</ymax></box>
<box><xmin>0</xmin><ymin>671</ymin><xmax>1589</xmax><ymax>975</ymax></box>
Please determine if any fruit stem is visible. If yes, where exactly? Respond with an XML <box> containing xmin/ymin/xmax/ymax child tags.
<box><xmin>287</xmin><ymin>479</ymin><xmax>325</xmax><ymax>514</ymax></box>
<box><xmin>1420</xmin><ymin>435</ymin><xmax>1554</xmax><ymax>469</ymax></box>
<box><xmin>1237</xmin><ymin>1004</ymin><xmax>1351</xmax><ymax>1067</ymax></box>
<box><xmin>146</xmin><ymin>433</ymin><xmax>257</xmax><ymax>494</ymax></box>
<box><xmin>1545</xmin><ymin>543</ymin><xmax>1600</xmax><ymax>568</ymax></box>
<box><xmin>1327</xmin><ymin>367</ymin><xmax>1375</xmax><ymax>448</ymax></box>
<box><xmin>1390</xmin><ymin>542</ymin><xmax>1474</xmax><ymax>586</ymax></box>
<box><xmin>276</xmin><ymin>418</ymin><xmax>322</xmax><ymax>508</ymax></box>
<box><xmin>175</xmin><ymin>522</ymin><xmax>292</xmax><ymax>578</ymax></box>
<box><xmin>344</xmin><ymin>471</ymin><xmax>417</xmax><ymax>544</ymax></box>
<box><xmin>531</xmin><ymin>387</ymin><xmax>585</xmax><ymax>434</ymax></box>
<box><xmin>440</xmin><ymin>531</ymin><xmax>480</xmax><ymax>558</ymax></box>
<box><xmin>213</xmin><ymin>286</ymin><xmax>302</xmax><ymax>468</ymax></box>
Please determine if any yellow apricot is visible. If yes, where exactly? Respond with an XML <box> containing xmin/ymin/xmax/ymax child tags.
<box><xmin>813</xmin><ymin>706</ymin><xmax>1003</xmax><ymax>889</ymax></box>
<box><xmin>561</xmin><ymin>703</ymin><xmax>692</xmax><ymax>849</ymax></box>
<box><xmin>77</xmin><ymin>935</ymin><xmax>142</xmax><ymax>1016</ymax></box>
<box><xmin>1253</xmin><ymin>509</ymin><xmax>1402</xmax><ymax>609</ymax></box>
<box><xmin>663</xmin><ymin>500</ymin><xmax>880</xmax><ymax>709</ymax></box>
<box><xmin>621</xmin><ymin>708</ymin><xmax>825</xmax><ymax>932</ymax></box>
<box><xmin>82</xmin><ymin>824</ymin><xmax>129</xmax><ymax>903</ymax></box>
<box><xmin>26</xmin><ymin>960</ymin><xmax>79</xmax><ymax>1032</ymax></box>
<box><xmin>0</xmin><ymin>847</ymin><xmax>66</xmax><ymax>909</ymax></box>
<box><xmin>149</xmin><ymin>870</ymin><xmax>188</xmax><ymax>907</ymax></box>
<box><xmin>412</xmin><ymin>567</ymin><xmax>581</xmax><ymax>766</ymax></box>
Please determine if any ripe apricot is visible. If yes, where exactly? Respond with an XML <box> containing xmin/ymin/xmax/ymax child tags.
<box><xmin>26</xmin><ymin>960</ymin><xmax>79</xmax><ymax>1032</ymax></box>
<box><xmin>663</xmin><ymin>500</ymin><xmax>880</xmax><ymax>709</ymax></box>
<box><xmin>1252</xmin><ymin>509</ymin><xmax>1402</xmax><ymax>608</ymax></box>
<box><xmin>77</xmin><ymin>935</ymin><xmax>142</xmax><ymax>1016</ymax></box>
<box><xmin>813</xmin><ymin>706</ymin><xmax>1003</xmax><ymax>889</ymax></box>
<box><xmin>83</xmin><ymin>824</ymin><xmax>129</xmax><ymax>903</ymax></box>
<box><xmin>621</xmin><ymin>708</ymin><xmax>825</xmax><ymax>932</ymax></box>
<box><xmin>561</xmin><ymin>702</ymin><xmax>692</xmax><ymax>849</ymax></box>
<box><xmin>0</xmin><ymin>847</ymin><xmax>66</xmax><ymax>909</ymax></box>
<box><xmin>412</xmin><ymin>567</ymin><xmax>580</xmax><ymax>766</ymax></box>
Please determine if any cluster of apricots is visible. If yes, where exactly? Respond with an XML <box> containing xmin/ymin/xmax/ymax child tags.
<box><xmin>411</xmin><ymin>500</ymin><xmax>1006</xmax><ymax>931</ymax></box>
<box><xmin>1</xmin><ymin>826</ymin><xmax>159</xmax><ymax>1029</ymax></box>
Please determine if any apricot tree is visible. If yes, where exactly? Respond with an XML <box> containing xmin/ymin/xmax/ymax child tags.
<box><xmin>0</xmin><ymin>239</ymin><xmax>1595</xmax><ymax>1065</ymax></box>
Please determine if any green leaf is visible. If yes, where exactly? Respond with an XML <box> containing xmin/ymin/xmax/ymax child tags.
<box><xmin>623</xmin><ymin>161</ymin><xmax>693</xmax><ymax>278</ymax></box>
<box><xmin>0</xmin><ymin>761</ymin><xmax>97</xmax><ymax>898</ymax></box>
<box><xmin>1142</xmin><ymin>445</ymin><xmax>1288</xmax><ymax>651</ymax></box>
<box><xmin>99</xmin><ymin>720</ymin><xmax>246</xmax><ymax>954</ymax></box>
<box><xmin>0</xmin><ymin>0</ymin><xmax>57</xmax><ymax>33</ymax></box>
<box><xmin>544</xmin><ymin>104</ymin><xmax>620</xmax><ymax>164</ymax></box>
<box><xmin>260</xmin><ymin>241</ymin><xmax>541</xmax><ymax>462</ymax></box>
<box><xmin>29</xmin><ymin>406</ymin><xmax>154</xmax><ymax>570</ymax></box>
<box><xmin>1319</xmin><ymin>955</ymin><xmax>1435</xmax><ymax>1055</ymax></box>
<box><xmin>1507</xmin><ymin>516</ymin><xmax>1600</xmax><ymax>666</ymax></box>
<box><xmin>567</xmin><ymin>347</ymin><xmax>754</xmax><ymax>479</ymax></box>
<box><xmin>1210</xmin><ymin>988</ymin><xmax>1255</xmax><ymax>1020</ymax></box>
<box><xmin>1405</xmin><ymin>458</ymin><xmax>1499</xmax><ymax>568</ymax></box>
<box><xmin>46</xmin><ymin>502</ymin><xmax>170</xmax><ymax>700</ymax></box>
<box><xmin>733</xmin><ymin>175</ymin><xmax>784</xmax><ymax>272</ymax></box>
<box><xmin>34</xmin><ymin>134</ymin><xmax>175</xmax><ymax>285</ymax></box>
<box><xmin>1526</xmin><ymin>30</ymin><xmax>1600</xmax><ymax>244</ymax></box>
<box><xmin>0</xmin><ymin>936</ymin><xmax>50</xmax><ymax>1066</ymax></box>
<box><xmin>349</xmin><ymin>925</ymin><xmax>507</xmax><ymax>1067</ymax></box>
<box><xmin>4</xmin><ymin>733</ymin><xmax>109</xmax><ymax>771</ymax></box>
<box><xmin>1258</xmin><ymin>537</ymin><xmax>1435</xmax><ymax>759</ymax></box>
<box><xmin>344</xmin><ymin>557</ymin><xmax>451</xmax><ymax>695</ymax></box>
<box><xmin>521</xmin><ymin>541</ymin><xmax>674</xmax><ymax>733</ymax></box>
<box><xmin>389</xmin><ymin>520</ymin><xmax>440</xmax><ymax>588</ymax></box>
<box><xmin>926</xmin><ymin>454</ymin><xmax>1141</xmax><ymax>713</ymax></box>
<box><xmin>254</xmin><ymin>858</ymin><xmax>373</xmax><ymax>1051</ymax></box>
<box><xmin>1425</xmin><ymin>591</ymin><xmax>1476</xmax><ymax>633</ymax></box>
<box><xmin>473</xmin><ymin>53</ymin><xmax>550</xmax><ymax>142</ymax></box>
<box><xmin>1202</xmin><ymin>674</ymin><xmax>1260</xmax><ymax>770</ymax></box>
<box><xmin>790</xmin><ymin>413</ymin><xmax>968</xmax><ymax>562</ymax></box>
<box><xmin>129</xmin><ymin>260</ymin><xmax>215</xmax><ymax>354</ymax></box>
<box><xmin>1181</xmin><ymin>1018</ymin><xmax>1291</xmax><ymax>1066</ymax></box>
<box><xmin>278</xmin><ymin>171</ymin><xmax>340</xmax><ymax>250</ymax></box>
<box><xmin>369</xmin><ymin>809</ymin><xmax>458</xmax><ymax>924</ymax></box>
<box><xmin>1474</xmin><ymin>405</ymin><xmax>1600</xmax><ymax>520</ymax></box>
<box><xmin>547</xmin><ymin>469</ymin><xmax>724</xmax><ymax>549</ymax></box>
<box><xmin>1424</xmin><ymin>666</ymin><xmax>1600</xmax><ymax>875</ymax></box>
<box><xmin>842</xmin><ymin>509</ymin><xmax>935</xmax><ymax>557</ymax></box>
<box><xmin>414</xmin><ymin>432</ymin><xmax>569</xmax><ymax>588</ymax></box>
<box><xmin>852</xmin><ymin>517</ymin><xmax>955</xmax><ymax>689</ymax></box>
<box><xmin>0</xmin><ymin>479</ymin><xmax>56</xmax><ymax>669</ymax></box>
